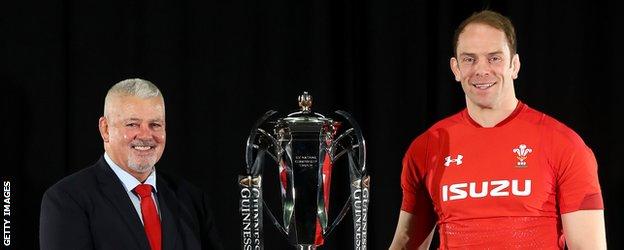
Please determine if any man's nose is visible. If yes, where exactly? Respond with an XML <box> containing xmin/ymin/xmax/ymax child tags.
<box><xmin>136</xmin><ymin>123</ymin><xmax>152</xmax><ymax>138</ymax></box>
<box><xmin>474</xmin><ymin>59</ymin><xmax>491</xmax><ymax>77</ymax></box>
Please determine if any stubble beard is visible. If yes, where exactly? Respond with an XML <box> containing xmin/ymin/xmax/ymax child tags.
<box><xmin>127</xmin><ymin>154</ymin><xmax>157</xmax><ymax>173</ymax></box>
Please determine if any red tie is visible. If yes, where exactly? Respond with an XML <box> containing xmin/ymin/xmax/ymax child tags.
<box><xmin>133</xmin><ymin>184</ymin><xmax>162</xmax><ymax>250</ymax></box>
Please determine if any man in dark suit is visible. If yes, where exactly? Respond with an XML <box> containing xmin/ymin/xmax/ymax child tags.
<box><xmin>40</xmin><ymin>78</ymin><xmax>222</xmax><ymax>250</ymax></box>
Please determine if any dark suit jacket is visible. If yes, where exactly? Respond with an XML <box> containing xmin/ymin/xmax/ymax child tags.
<box><xmin>40</xmin><ymin>157</ymin><xmax>223</xmax><ymax>250</ymax></box>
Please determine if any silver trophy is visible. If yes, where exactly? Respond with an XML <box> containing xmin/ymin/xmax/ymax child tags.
<box><xmin>239</xmin><ymin>92</ymin><xmax>369</xmax><ymax>250</ymax></box>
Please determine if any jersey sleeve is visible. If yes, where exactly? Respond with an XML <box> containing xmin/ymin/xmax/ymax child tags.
<box><xmin>400</xmin><ymin>137</ymin><xmax>430</xmax><ymax>213</ymax></box>
<box><xmin>400</xmin><ymin>133</ymin><xmax>437</xmax><ymax>242</ymax></box>
<box><xmin>552</xmin><ymin>127</ymin><xmax>604</xmax><ymax>214</ymax></box>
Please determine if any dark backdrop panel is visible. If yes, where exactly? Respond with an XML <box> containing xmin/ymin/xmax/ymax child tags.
<box><xmin>3</xmin><ymin>0</ymin><xmax>623</xmax><ymax>249</ymax></box>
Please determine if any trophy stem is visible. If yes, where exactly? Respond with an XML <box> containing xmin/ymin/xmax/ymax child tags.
<box><xmin>296</xmin><ymin>245</ymin><xmax>317</xmax><ymax>250</ymax></box>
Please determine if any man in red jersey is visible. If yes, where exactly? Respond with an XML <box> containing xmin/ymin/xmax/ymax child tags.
<box><xmin>389</xmin><ymin>10</ymin><xmax>606</xmax><ymax>249</ymax></box>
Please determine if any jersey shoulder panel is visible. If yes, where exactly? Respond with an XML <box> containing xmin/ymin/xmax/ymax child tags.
<box><xmin>520</xmin><ymin>105</ymin><xmax>602</xmax><ymax>213</ymax></box>
<box><xmin>403</xmin><ymin>110</ymin><xmax>465</xmax><ymax>175</ymax></box>
<box><xmin>519</xmin><ymin>105</ymin><xmax>587</xmax><ymax>148</ymax></box>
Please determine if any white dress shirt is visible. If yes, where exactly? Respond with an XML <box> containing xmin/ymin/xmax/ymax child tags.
<box><xmin>104</xmin><ymin>152</ymin><xmax>160</xmax><ymax>224</ymax></box>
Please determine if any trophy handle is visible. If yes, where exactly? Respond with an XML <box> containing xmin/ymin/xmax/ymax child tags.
<box><xmin>255</xmin><ymin>128</ymin><xmax>282</xmax><ymax>162</ymax></box>
<box><xmin>242</xmin><ymin>110</ymin><xmax>291</xmax><ymax>250</ymax></box>
<box><xmin>245</xmin><ymin>110</ymin><xmax>278</xmax><ymax>175</ymax></box>
<box><xmin>322</xmin><ymin>193</ymin><xmax>353</xmax><ymax>238</ymax></box>
<box><xmin>328</xmin><ymin>128</ymin><xmax>357</xmax><ymax>162</ymax></box>
<box><xmin>335</xmin><ymin>110</ymin><xmax>366</xmax><ymax>174</ymax></box>
<box><xmin>332</xmin><ymin>111</ymin><xmax>369</xmax><ymax>250</ymax></box>
<box><xmin>262</xmin><ymin>200</ymin><xmax>289</xmax><ymax>237</ymax></box>
<box><xmin>244</xmin><ymin>110</ymin><xmax>298</xmax><ymax>241</ymax></box>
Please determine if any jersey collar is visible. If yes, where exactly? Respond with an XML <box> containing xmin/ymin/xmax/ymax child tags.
<box><xmin>463</xmin><ymin>100</ymin><xmax>526</xmax><ymax>128</ymax></box>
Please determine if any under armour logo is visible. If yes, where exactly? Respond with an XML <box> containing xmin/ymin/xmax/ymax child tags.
<box><xmin>444</xmin><ymin>154</ymin><xmax>463</xmax><ymax>166</ymax></box>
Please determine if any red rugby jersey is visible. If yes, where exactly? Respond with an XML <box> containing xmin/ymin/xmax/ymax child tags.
<box><xmin>401</xmin><ymin>101</ymin><xmax>603</xmax><ymax>249</ymax></box>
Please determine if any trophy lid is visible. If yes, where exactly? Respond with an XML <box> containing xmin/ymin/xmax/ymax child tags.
<box><xmin>272</xmin><ymin>92</ymin><xmax>341</xmax><ymax>134</ymax></box>
<box><xmin>281</xmin><ymin>92</ymin><xmax>335</xmax><ymax>124</ymax></box>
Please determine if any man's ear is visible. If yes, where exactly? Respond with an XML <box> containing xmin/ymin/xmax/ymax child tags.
<box><xmin>99</xmin><ymin>116</ymin><xmax>110</xmax><ymax>142</ymax></box>
<box><xmin>511</xmin><ymin>53</ymin><xmax>521</xmax><ymax>79</ymax></box>
<box><xmin>450</xmin><ymin>57</ymin><xmax>461</xmax><ymax>82</ymax></box>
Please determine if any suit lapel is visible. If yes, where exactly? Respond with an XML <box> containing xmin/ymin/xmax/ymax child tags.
<box><xmin>95</xmin><ymin>158</ymin><xmax>150</xmax><ymax>250</ymax></box>
<box><xmin>156</xmin><ymin>176</ymin><xmax>180</xmax><ymax>250</ymax></box>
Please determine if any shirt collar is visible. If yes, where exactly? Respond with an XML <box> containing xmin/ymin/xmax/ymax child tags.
<box><xmin>104</xmin><ymin>152</ymin><xmax>158</xmax><ymax>193</ymax></box>
<box><xmin>463</xmin><ymin>100</ymin><xmax>526</xmax><ymax>128</ymax></box>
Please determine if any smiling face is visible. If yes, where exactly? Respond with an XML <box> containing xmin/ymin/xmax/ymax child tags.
<box><xmin>99</xmin><ymin>95</ymin><xmax>166</xmax><ymax>181</ymax></box>
<box><xmin>450</xmin><ymin>23</ymin><xmax>520</xmax><ymax>110</ymax></box>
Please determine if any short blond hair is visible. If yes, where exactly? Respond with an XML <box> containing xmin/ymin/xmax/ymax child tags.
<box><xmin>103</xmin><ymin>78</ymin><xmax>163</xmax><ymax>117</ymax></box>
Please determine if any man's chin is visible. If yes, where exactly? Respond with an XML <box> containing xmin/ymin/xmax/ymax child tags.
<box><xmin>469</xmin><ymin>97</ymin><xmax>496</xmax><ymax>109</ymax></box>
<box><xmin>128</xmin><ymin>162</ymin><xmax>155</xmax><ymax>173</ymax></box>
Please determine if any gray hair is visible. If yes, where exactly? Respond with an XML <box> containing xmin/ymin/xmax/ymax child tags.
<box><xmin>103</xmin><ymin>78</ymin><xmax>164</xmax><ymax>116</ymax></box>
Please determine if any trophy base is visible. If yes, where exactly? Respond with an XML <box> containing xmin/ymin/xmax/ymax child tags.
<box><xmin>296</xmin><ymin>244</ymin><xmax>317</xmax><ymax>250</ymax></box>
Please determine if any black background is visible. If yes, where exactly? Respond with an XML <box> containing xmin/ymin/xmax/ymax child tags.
<box><xmin>2</xmin><ymin>0</ymin><xmax>623</xmax><ymax>249</ymax></box>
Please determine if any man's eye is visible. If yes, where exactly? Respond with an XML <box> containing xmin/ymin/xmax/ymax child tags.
<box><xmin>489</xmin><ymin>57</ymin><xmax>502</xmax><ymax>63</ymax></box>
<box><xmin>151</xmin><ymin>123</ymin><xmax>162</xmax><ymax>128</ymax></box>
<box><xmin>462</xmin><ymin>57</ymin><xmax>475</xmax><ymax>63</ymax></box>
<box><xmin>126</xmin><ymin>123</ymin><xmax>139</xmax><ymax>127</ymax></box>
